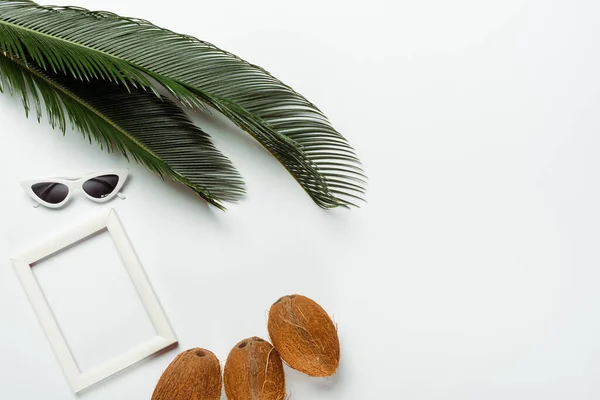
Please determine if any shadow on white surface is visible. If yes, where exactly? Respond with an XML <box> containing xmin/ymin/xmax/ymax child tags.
<box><xmin>285</xmin><ymin>360</ymin><xmax>345</xmax><ymax>399</ymax></box>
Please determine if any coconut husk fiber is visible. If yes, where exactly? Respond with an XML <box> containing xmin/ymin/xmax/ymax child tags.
<box><xmin>151</xmin><ymin>348</ymin><xmax>222</xmax><ymax>400</ymax></box>
<box><xmin>268</xmin><ymin>294</ymin><xmax>340</xmax><ymax>377</ymax></box>
<box><xmin>224</xmin><ymin>336</ymin><xmax>286</xmax><ymax>400</ymax></box>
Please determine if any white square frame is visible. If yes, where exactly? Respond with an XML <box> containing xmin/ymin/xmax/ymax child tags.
<box><xmin>11</xmin><ymin>209</ymin><xmax>177</xmax><ymax>393</ymax></box>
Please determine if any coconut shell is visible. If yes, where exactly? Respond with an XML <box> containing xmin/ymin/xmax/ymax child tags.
<box><xmin>224</xmin><ymin>336</ymin><xmax>286</xmax><ymax>400</ymax></box>
<box><xmin>152</xmin><ymin>348</ymin><xmax>222</xmax><ymax>400</ymax></box>
<box><xmin>268</xmin><ymin>294</ymin><xmax>340</xmax><ymax>377</ymax></box>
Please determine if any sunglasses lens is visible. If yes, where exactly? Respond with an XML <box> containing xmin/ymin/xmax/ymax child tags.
<box><xmin>31</xmin><ymin>182</ymin><xmax>69</xmax><ymax>204</ymax></box>
<box><xmin>82</xmin><ymin>174</ymin><xmax>120</xmax><ymax>199</ymax></box>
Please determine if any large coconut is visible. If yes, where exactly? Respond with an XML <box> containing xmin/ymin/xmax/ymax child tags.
<box><xmin>268</xmin><ymin>294</ymin><xmax>340</xmax><ymax>377</ymax></box>
<box><xmin>151</xmin><ymin>348</ymin><xmax>222</xmax><ymax>400</ymax></box>
<box><xmin>224</xmin><ymin>336</ymin><xmax>286</xmax><ymax>400</ymax></box>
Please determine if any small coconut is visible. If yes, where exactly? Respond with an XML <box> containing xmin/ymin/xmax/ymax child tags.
<box><xmin>224</xmin><ymin>336</ymin><xmax>286</xmax><ymax>400</ymax></box>
<box><xmin>152</xmin><ymin>348</ymin><xmax>222</xmax><ymax>400</ymax></box>
<box><xmin>268</xmin><ymin>294</ymin><xmax>340</xmax><ymax>377</ymax></box>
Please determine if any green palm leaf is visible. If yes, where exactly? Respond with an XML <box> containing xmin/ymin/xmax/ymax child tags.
<box><xmin>0</xmin><ymin>1</ymin><xmax>366</xmax><ymax>208</ymax></box>
<box><xmin>0</xmin><ymin>51</ymin><xmax>245</xmax><ymax>209</ymax></box>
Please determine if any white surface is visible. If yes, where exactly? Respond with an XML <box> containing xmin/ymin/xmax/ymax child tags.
<box><xmin>10</xmin><ymin>209</ymin><xmax>177</xmax><ymax>392</ymax></box>
<box><xmin>1</xmin><ymin>0</ymin><xmax>600</xmax><ymax>398</ymax></box>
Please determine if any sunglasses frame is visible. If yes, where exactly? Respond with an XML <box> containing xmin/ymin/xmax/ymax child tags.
<box><xmin>21</xmin><ymin>169</ymin><xmax>129</xmax><ymax>209</ymax></box>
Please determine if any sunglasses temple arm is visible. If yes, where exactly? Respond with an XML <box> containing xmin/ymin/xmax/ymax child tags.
<box><xmin>28</xmin><ymin>197</ymin><xmax>41</xmax><ymax>208</ymax></box>
<box><xmin>117</xmin><ymin>192</ymin><xmax>126</xmax><ymax>200</ymax></box>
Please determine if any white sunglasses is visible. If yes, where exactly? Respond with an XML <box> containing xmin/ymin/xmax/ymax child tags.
<box><xmin>21</xmin><ymin>169</ymin><xmax>129</xmax><ymax>209</ymax></box>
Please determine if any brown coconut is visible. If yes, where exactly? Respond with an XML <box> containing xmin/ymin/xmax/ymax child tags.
<box><xmin>152</xmin><ymin>348</ymin><xmax>222</xmax><ymax>400</ymax></box>
<box><xmin>268</xmin><ymin>294</ymin><xmax>340</xmax><ymax>377</ymax></box>
<box><xmin>224</xmin><ymin>336</ymin><xmax>286</xmax><ymax>400</ymax></box>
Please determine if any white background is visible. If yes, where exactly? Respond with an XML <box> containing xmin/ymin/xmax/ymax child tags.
<box><xmin>1</xmin><ymin>0</ymin><xmax>600</xmax><ymax>398</ymax></box>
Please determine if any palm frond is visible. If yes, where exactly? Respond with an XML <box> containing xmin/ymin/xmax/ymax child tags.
<box><xmin>0</xmin><ymin>51</ymin><xmax>245</xmax><ymax>209</ymax></box>
<box><xmin>0</xmin><ymin>1</ymin><xmax>366</xmax><ymax>208</ymax></box>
